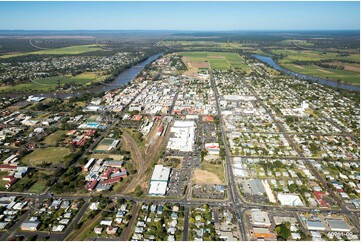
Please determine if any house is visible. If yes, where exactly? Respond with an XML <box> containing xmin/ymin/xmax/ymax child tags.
<box><xmin>100</xmin><ymin>220</ymin><xmax>112</xmax><ymax>226</ymax></box>
<box><xmin>135</xmin><ymin>226</ymin><xmax>144</xmax><ymax>233</ymax></box>
<box><xmin>21</xmin><ymin>221</ymin><xmax>41</xmax><ymax>231</ymax></box>
<box><xmin>89</xmin><ymin>202</ymin><xmax>99</xmax><ymax>210</ymax></box>
<box><xmin>106</xmin><ymin>226</ymin><xmax>118</xmax><ymax>235</ymax></box>
<box><xmin>171</xmin><ymin>212</ymin><xmax>178</xmax><ymax>220</ymax></box>
<box><xmin>52</xmin><ymin>225</ymin><xmax>65</xmax><ymax>232</ymax></box>
<box><xmin>94</xmin><ymin>227</ymin><xmax>102</xmax><ymax>234</ymax></box>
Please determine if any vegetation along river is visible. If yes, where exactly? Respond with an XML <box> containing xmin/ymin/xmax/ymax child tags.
<box><xmin>252</xmin><ymin>54</ymin><xmax>359</xmax><ymax>92</ymax></box>
<box><xmin>5</xmin><ymin>52</ymin><xmax>164</xmax><ymax>99</ymax></box>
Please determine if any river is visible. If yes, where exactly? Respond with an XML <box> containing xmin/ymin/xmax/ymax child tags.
<box><xmin>4</xmin><ymin>52</ymin><xmax>163</xmax><ymax>99</ymax></box>
<box><xmin>252</xmin><ymin>54</ymin><xmax>359</xmax><ymax>92</ymax></box>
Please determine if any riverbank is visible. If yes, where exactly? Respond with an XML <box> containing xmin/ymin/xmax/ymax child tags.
<box><xmin>252</xmin><ymin>54</ymin><xmax>360</xmax><ymax>92</ymax></box>
<box><xmin>1</xmin><ymin>52</ymin><xmax>163</xmax><ymax>99</ymax></box>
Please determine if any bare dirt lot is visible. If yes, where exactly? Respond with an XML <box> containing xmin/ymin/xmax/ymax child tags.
<box><xmin>192</xmin><ymin>169</ymin><xmax>222</xmax><ymax>184</ymax></box>
<box><xmin>192</xmin><ymin>61</ymin><xmax>209</xmax><ymax>68</ymax></box>
<box><xmin>328</xmin><ymin>62</ymin><xmax>360</xmax><ymax>72</ymax></box>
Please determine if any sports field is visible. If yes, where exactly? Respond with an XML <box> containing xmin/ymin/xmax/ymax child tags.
<box><xmin>0</xmin><ymin>44</ymin><xmax>103</xmax><ymax>59</ymax></box>
<box><xmin>21</xmin><ymin>147</ymin><xmax>71</xmax><ymax>166</ymax></box>
<box><xmin>43</xmin><ymin>130</ymin><xmax>67</xmax><ymax>146</ymax></box>
<box><xmin>180</xmin><ymin>51</ymin><xmax>251</xmax><ymax>71</ymax></box>
<box><xmin>94</xmin><ymin>138</ymin><xmax>119</xmax><ymax>152</ymax></box>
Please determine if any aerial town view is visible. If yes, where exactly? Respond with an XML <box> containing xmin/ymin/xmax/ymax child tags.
<box><xmin>0</xmin><ymin>0</ymin><xmax>359</xmax><ymax>241</ymax></box>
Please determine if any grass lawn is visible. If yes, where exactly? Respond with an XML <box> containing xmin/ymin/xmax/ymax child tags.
<box><xmin>21</xmin><ymin>147</ymin><xmax>71</xmax><ymax>166</ymax></box>
<box><xmin>0</xmin><ymin>171</ymin><xmax>9</xmax><ymax>190</ymax></box>
<box><xmin>27</xmin><ymin>182</ymin><xmax>47</xmax><ymax>193</ymax></box>
<box><xmin>86</xmin><ymin>115</ymin><xmax>100</xmax><ymax>122</ymax></box>
<box><xmin>0</xmin><ymin>44</ymin><xmax>103</xmax><ymax>59</ymax></box>
<box><xmin>200</xmin><ymin>162</ymin><xmax>225</xmax><ymax>183</ymax></box>
<box><xmin>43</xmin><ymin>130</ymin><xmax>67</xmax><ymax>146</ymax></box>
<box><xmin>180</xmin><ymin>51</ymin><xmax>251</xmax><ymax>71</ymax></box>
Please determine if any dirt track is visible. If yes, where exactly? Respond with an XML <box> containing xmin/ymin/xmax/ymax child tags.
<box><xmin>122</xmin><ymin>123</ymin><xmax>170</xmax><ymax>194</ymax></box>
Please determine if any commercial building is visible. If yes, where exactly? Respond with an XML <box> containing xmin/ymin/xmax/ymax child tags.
<box><xmin>277</xmin><ymin>193</ymin><xmax>304</xmax><ymax>207</ymax></box>
<box><xmin>306</xmin><ymin>220</ymin><xmax>326</xmax><ymax>231</ymax></box>
<box><xmin>167</xmin><ymin>120</ymin><xmax>195</xmax><ymax>152</ymax></box>
<box><xmin>148</xmin><ymin>165</ymin><xmax>171</xmax><ymax>196</ymax></box>
<box><xmin>250</xmin><ymin>209</ymin><xmax>271</xmax><ymax>227</ymax></box>
<box><xmin>205</xmin><ymin>143</ymin><xmax>220</xmax><ymax>155</ymax></box>
<box><xmin>326</xmin><ymin>219</ymin><xmax>351</xmax><ymax>232</ymax></box>
<box><xmin>247</xmin><ymin>179</ymin><xmax>265</xmax><ymax>195</ymax></box>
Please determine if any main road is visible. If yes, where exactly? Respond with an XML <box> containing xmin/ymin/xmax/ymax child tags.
<box><xmin>209</xmin><ymin>69</ymin><xmax>248</xmax><ymax>241</ymax></box>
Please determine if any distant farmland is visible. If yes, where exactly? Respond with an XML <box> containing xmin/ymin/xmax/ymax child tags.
<box><xmin>0</xmin><ymin>44</ymin><xmax>103</xmax><ymax>59</ymax></box>
<box><xmin>180</xmin><ymin>51</ymin><xmax>250</xmax><ymax>71</ymax></box>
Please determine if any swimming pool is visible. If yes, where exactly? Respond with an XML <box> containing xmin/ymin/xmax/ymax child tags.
<box><xmin>86</xmin><ymin>122</ymin><xmax>99</xmax><ymax>128</ymax></box>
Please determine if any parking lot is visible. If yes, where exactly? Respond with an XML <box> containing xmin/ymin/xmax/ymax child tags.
<box><xmin>167</xmin><ymin>169</ymin><xmax>189</xmax><ymax>197</ymax></box>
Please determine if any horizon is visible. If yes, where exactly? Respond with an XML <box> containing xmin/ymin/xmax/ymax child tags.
<box><xmin>0</xmin><ymin>1</ymin><xmax>359</xmax><ymax>31</ymax></box>
<box><xmin>0</xmin><ymin>29</ymin><xmax>360</xmax><ymax>32</ymax></box>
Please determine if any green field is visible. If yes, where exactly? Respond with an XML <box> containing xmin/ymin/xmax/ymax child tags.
<box><xmin>180</xmin><ymin>51</ymin><xmax>251</xmax><ymax>71</ymax></box>
<box><xmin>0</xmin><ymin>72</ymin><xmax>109</xmax><ymax>93</ymax></box>
<box><xmin>21</xmin><ymin>147</ymin><xmax>71</xmax><ymax>166</ymax></box>
<box><xmin>44</xmin><ymin>130</ymin><xmax>67</xmax><ymax>146</ymax></box>
<box><xmin>266</xmin><ymin>49</ymin><xmax>360</xmax><ymax>84</ymax></box>
<box><xmin>0</xmin><ymin>44</ymin><xmax>103</xmax><ymax>59</ymax></box>
<box><xmin>271</xmin><ymin>49</ymin><xmax>360</xmax><ymax>63</ymax></box>
<box><xmin>94</xmin><ymin>138</ymin><xmax>118</xmax><ymax>152</ymax></box>
<box><xmin>27</xmin><ymin>182</ymin><xmax>47</xmax><ymax>193</ymax></box>
<box><xmin>284</xmin><ymin>63</ymin><xmax>360</xmax><ymax>85</ymax></box>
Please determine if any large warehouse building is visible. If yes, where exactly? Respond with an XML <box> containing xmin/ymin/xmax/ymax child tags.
<box><xmin>167</xmin><ymin>120</ymin><xmax>196</xmax><ymax>152</ymax></box>
<box><xmin>148</xmin><ymin>165</ymin><xmax>171</xmax><ymax>196</ymax></box>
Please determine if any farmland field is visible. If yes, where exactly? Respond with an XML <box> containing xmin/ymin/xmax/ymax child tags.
<box><xmin>21</xmin><ymin>147</ymin><xmax>71</xmax><ymax>166</ymax></box>
<box><xmin>266</xmin><ymin>49</ymin><xmax>360</xmax><ymax>84</ymax></box>
<box><xmin>284</xmin><ymin>63</ymin><xmax>360</xmax><ymax>85</ymax></box>
<box><xmin>180</xmin><ymin>51</ymin><xmax>251</xmax><ymax>71</ymax></box>
<box><xmin>0</xmin><ymin>44</ymin><xmax>103</xmax><ymax>59</ymax></box>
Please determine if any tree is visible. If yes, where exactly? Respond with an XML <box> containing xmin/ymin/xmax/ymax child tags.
<box><xmin>275</xmin><ymin>222</ymin><xmax>291</xmax><ymax>240</ymax></box>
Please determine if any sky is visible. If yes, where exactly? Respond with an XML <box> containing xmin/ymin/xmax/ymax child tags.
<box><xmin>0</xmin><ymin>1</ymin><xmax>359</xmax><ymax>31</ymax></box>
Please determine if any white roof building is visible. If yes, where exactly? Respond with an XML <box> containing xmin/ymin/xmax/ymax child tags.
<box><xmin>149</xmin><ymin>182</ymin><xmax>168</xmax><ymax>196</ymax></box>
<box><xmin>167</xmin><ymin>120</ymin><xmax>195</xmax><ymax>152</ymax></box>
<box><xmin>250</xmin><ymin>209</ymin><xmax>271</xmax><ymax>227</ymax></box>
<box><xmin>148</xmin><ymin>165</ymin><xmax>171</xmax><ymax>196</ymax></box>
<box><xmin>151</xmin><ymin>165</ymin><xmax>171</xmax><ymax>182</ymax></box>
<box><xmin>277</xmin><ymin>193</ymin><xmax>304</xmax><ymax>207</ymax></box>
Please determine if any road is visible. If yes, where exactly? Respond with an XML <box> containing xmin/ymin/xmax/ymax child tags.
<box><xmin>1</xmin><ymin>60</ymin><xmax>359</xmax><ymax>240</ymax></box>
<box><xmin>62</xmin><ymin>200</ymin><xmax>91</xmax><ymax>240</ymax></box>
<box><xmin>0</xmin><ymin>209</ymin><xmax>32</xmax><ymax>241</ymax></box>
<box><xmin>209</xmin><ymin>69</ymin><xmax>248</xmax><ymax>240</ymax></box>
<box><xmin>183</xmin><ymin>207</ymin><xmax>189</xmax><ymax>241</ymax></box>
<box><xmin>119</xmin><ymin>203</ymin><xmax>140</xmax><ymax>241</ymax></box>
